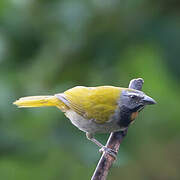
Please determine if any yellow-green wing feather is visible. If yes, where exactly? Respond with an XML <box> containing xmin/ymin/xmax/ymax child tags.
<box><xmin>61</xmin><ymin>86</ymin><xmax>122</xmax><ymax>123</ymax></box>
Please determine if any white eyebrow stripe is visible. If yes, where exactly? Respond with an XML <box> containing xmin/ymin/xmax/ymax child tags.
<box><xmin>127</xmin><ymin>92</ymin><xmax>144</xmax><ymax>98</ymax></box>
<box><xmin>127</xmin><ymin>92</ymin><xmax>138</xmax><ymax>96</ymax></box>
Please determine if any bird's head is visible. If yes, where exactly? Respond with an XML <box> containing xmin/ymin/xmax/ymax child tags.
<box><xmin>115</xmin><ymin>88</ymin><xmax>156</xmax><ymax>128</ymax></box>
<box><xmin>119</xmin><ymin>88</ymin><xmax>156</xmax><ymax>112</ymax></box>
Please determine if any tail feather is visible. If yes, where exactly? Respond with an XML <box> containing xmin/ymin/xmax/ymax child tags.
<box><xmin>13</xmin><ymin>95</ymin><xmax>68</xmax><ymax>111</ymax></box>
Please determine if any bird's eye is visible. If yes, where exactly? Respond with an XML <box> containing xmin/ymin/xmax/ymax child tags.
<box><xmin>130</xmin><ymin>95</ymin><xmax>137</xmax><ymax>99</ymax></box>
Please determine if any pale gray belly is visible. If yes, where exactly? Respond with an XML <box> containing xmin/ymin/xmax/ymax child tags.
<box><xmin>65</xmin><ymin>110</ymin><xmax>122</xmax><ymax>134</ymax></box>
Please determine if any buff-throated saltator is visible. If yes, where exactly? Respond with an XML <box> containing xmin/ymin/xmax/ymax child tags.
<box><xmin>13</xmin><ymin>85</ymin><xmax>156</xmax><ymax>156</ymax></box>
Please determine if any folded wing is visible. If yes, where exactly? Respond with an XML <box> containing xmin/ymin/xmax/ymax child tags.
<box><xmin>55</xmin><ymin>86</ymin><xmax>121</xmax><ymax>124</ymax></box>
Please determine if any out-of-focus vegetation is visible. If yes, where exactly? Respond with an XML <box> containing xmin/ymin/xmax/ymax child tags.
<box><xmin>0</xmin><ymin>0</ymin><xmax>180</xmax><ymax>179</ymax></box>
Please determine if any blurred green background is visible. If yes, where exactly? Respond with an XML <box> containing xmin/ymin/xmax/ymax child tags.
<box><xmin>0</xmin><ymin>0</ymin><xmax>180</xmax><ymax>179</ymax></box>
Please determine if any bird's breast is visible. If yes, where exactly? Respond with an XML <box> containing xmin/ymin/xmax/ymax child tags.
<box><xmin>65</xmin><ymin>110</ymin><xmax>122</xmax><ymax>134</ymax></box>
<box><xmin>115</xmin><ymin>105</ymin><xmax>136</xmax><ymax>128</ymax></box>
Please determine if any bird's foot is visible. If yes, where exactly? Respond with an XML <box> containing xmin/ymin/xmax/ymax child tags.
<box><xmin>99</xmin><ymin>146</ymin><xmax>117</xmax><ymax>159</ymax></box>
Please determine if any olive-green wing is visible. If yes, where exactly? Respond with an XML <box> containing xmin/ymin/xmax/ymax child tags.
<box><xmin>56</xmin><ymin>86</ymin><xmax>122</xmax><ymax>124</ymax></box>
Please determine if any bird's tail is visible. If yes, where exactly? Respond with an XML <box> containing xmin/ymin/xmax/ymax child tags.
<box><xmin>13</xmin><ymin>95</ymin><xmax>68</xmax><ymax>111</ymax></box>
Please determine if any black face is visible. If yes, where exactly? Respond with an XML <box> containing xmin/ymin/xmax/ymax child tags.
<box><xmin>120</xmin><ymin>90</ymin><xmax>145</xmax><ymax>112</ymax></box>
<box><xmin>120</xmin><ymin>89</ymin><xmax>156</xmax><ymax>111</ymax></box>
<box><xmin>117</xmin><ymin>89</ymin><xmax>156</xmax><ymax>128</ymax></box>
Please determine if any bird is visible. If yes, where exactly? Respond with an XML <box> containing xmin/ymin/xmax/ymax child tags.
<box><xmin>13</xmin><ymin>85</ymin><xmax>156</xmax><ymax>157</ymax></box>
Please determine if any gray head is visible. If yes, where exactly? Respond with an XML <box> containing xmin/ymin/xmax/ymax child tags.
<box><xmin>120</xmin><ymin>88</ymin><xmax>156</xmax><ymax>112</ymax></box>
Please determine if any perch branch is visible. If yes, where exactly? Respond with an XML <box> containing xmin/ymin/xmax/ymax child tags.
<box><xmin>91</xmin><ymin>78</ymin><xmax>144</xmax><ymax>180</ymax></box>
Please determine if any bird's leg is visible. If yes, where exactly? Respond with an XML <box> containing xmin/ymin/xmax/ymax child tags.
<box><xmin>86</xmin><ymin>132</ymin><xmax>104</xmax><ymax>147</ymax></box>
<box><xmin>86</xmin><ymin>132</ymin><xmax>117</xmax><ymax>158</ymax></box>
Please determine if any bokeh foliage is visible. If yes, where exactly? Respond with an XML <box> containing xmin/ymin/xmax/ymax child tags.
<box><xmin>0</xmin><ymin>0</ymin><xmax>180</xmax><ymax>179</ymax></box>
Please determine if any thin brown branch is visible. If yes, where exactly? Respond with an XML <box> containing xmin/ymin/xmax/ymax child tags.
<box><xmin>91</xmin><ymin>78</ymin><xmax>144</xmax><ymax>180</ymax></box>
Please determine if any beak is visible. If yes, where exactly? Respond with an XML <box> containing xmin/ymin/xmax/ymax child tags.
<box><xmin>143</xmin><ymin>95</ymin><xmax>156</xmax><ymax>105</ymax></box>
